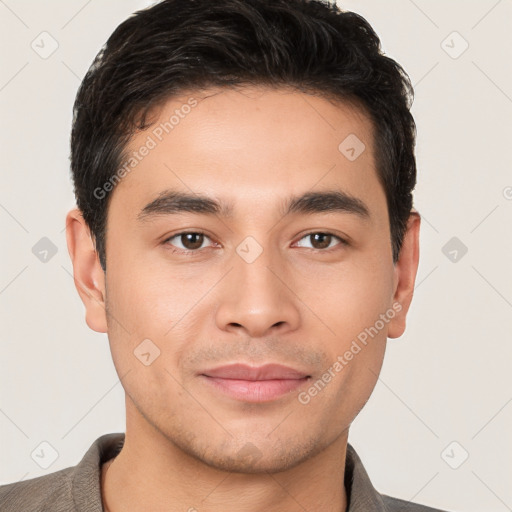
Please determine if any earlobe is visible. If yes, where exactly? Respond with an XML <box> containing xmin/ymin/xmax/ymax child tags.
<box><xmin>65</xmin><ymin>208</ymin><xmax>108</xmax><ymax>333</ymax></box>
<box><xmin>387</xmin><ymin>211</ymin><xmax>421</xmax><ymax>339</ymax></box>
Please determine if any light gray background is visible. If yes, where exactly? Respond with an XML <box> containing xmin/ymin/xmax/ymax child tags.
<box><xmin>1</xmin><ymin>1</ymin><xmax>511</xmax><ymax>511</ymax></box>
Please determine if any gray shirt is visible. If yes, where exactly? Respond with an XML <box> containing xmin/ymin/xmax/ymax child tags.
<box><xmin>0</xmin><ymin>432</ymin><xmax>450</xmax><ymax>511</ymax></box>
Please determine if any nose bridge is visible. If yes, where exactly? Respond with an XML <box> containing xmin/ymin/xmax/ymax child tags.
<box><xmin>214</xmin><ymin>237</ymin><xmax>301</xmax><ymax>337</ymax></box>
<box><xmin>234</xmin><ymin>242</ymin><xmax>282</xmax><ymax>301</ymax></box>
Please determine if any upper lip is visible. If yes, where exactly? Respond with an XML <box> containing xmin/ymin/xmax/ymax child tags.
<box><xmin>200</xmin><ymin>363</ymin><xmax>310</xmax><ymax>380</ymax></box>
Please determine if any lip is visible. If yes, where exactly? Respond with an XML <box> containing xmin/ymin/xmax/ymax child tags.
<box><xmin>201</xmin><ymin>363</ymin><xmax>309</xmax><ymax>380</ymax></box>
<box><xmin>199</xmin><ymin>363</ymin><xmax>311</xmax><ymax>403</ymax></box>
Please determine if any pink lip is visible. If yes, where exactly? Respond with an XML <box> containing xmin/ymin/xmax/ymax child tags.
<box><xmin>199</xmin><ymin>364</ymin><xmax>311</xmax><ymax>403</ymax></box>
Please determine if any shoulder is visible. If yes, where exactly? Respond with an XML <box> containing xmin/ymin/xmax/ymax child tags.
<box><xmin>0</xmin><ymin>432</ymin><xmax>124</xmax><ymax>512</ymax></box>
<box><xmin>0</xmin><ymin>467</ymin><xmax>74</xmax><ymax>511</ymax></box>
<box><xmin>381</xmin><ymin>493</ymin><xmax>452</xmax><ymax>512</ymax></box>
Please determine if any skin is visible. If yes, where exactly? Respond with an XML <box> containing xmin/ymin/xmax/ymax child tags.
<box><xmin>66</xmin><ymin>85</ymin><xmax>420</xmax><ymax>512</ymax></box>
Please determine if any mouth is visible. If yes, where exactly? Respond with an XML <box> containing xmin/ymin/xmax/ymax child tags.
<box><xmin>198</xmin><ymin>363</ymin><xmax>311</xmax><ymax>403</ymax></box>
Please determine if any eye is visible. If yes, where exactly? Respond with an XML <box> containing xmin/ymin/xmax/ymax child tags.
<box><xmin>164</xmin><ymin>231</ymin><xmax>214</xmax><ymax>253</ymax></box>
<box><xmin>294</xmin><ymin>232</ymin><xmax>348</xmax><ymax>251</ymax></box>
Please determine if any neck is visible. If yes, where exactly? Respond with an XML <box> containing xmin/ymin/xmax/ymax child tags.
<box><xmin>101</xmin><ymin>398</ymin><xmax>349</xmax><ymax>512</ymax></box>
<box><xmin>101</xmin><ymin>434</ymin><xmax>348</xmax><ymax>512</ymax></box>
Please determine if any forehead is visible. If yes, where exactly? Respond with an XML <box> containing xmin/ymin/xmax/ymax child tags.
<box><xmin>110</xmin><ymin>85</ymin><xmax>385</xmax><ymax>222</ymax></box>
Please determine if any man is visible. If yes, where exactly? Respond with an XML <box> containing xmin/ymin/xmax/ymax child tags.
<box><xmin>0</xmin><ymin>0</ymin><xmax>452</xmax><ymax>510</ymax></box>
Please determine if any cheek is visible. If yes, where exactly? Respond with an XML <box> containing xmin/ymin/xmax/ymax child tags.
<box><xmin>325</xmin><ymin>260</ymin><xmax>392</xmax><ymax>404</ymax></box>
<box><xmin>104</xmin><ymin>275</ymin><xmax>188</xmax><ymax>409</ymax></box>
<box><xmin>296</xmin><ymin>254</ymin><xmax>392</xmax><ymax>403</ymax></box>
<box><xmin>104</xmin><ymin>261</ymin><xmax>208</xmax><ymax>387</ymax></box>
<box><xmin>105</xmin><ymin>249</ymin><xmax>183</xmax><ymax>334</ymax></box>
<box><xmin>294</xmin><ymin>255</ymin><xmax>393</xmax><ymax>331</ymax></box>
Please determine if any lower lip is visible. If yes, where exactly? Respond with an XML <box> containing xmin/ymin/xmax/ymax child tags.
<box><xmin>200</xmin><ymin>376</ymin><xmax>310</xmax><ymax>403</ymax></box>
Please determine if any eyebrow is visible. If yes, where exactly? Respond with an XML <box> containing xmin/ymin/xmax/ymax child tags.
<box><xmin>137</xmin><ymin>189</ymin><xmax>370</xmax><ymax>223</ymax></box>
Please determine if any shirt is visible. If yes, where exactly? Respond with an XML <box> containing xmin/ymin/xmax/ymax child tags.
<box><xmin>0</xmin><ymin>432</ymin><xmax>451</xmax><ymax>511</ymax></box>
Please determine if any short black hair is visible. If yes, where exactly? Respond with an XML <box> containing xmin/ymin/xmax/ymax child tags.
<box><xmin>70</xmin><ymin>0</ymin><xmax>417</xmax><ymax>272</ymax></box>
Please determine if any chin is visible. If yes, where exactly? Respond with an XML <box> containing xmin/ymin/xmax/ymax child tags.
<box><xmin>179</xmin><ymin>434</ymin><xmax>326</xmax><ymax>475</ymax></box>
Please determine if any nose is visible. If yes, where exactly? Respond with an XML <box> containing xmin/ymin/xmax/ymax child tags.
<box><xmin>214</xmin><ymin>247</ymin><xmax>301</xmax><ymax>339</ymax></box>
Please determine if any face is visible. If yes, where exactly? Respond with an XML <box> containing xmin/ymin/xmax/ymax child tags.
<box><xmin>67</xmin><ymin>85</ymin><xmax>419</xmax><ymax>473</ymax></box>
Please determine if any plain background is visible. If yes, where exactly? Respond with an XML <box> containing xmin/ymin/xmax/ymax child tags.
<box><xmin>1</xmin><ymin>1</ymin><xmax>511</xmax><ymax>510</ymax></box>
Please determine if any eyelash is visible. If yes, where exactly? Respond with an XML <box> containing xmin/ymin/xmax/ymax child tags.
<box><xmin>162</xmin><ymin>230</ymin><xmax>349</xmax><ymax>255</ymax></box>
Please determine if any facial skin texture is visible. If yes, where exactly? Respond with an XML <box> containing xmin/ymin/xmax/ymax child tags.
<box><xmin>66</xmin><ymin>86</ymin><xmax>420</xmax><ymax>512</ymax></box>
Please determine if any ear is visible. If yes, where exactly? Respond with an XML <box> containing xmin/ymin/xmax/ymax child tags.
<box><xmin>387</xmin><ymin>211</ymin><xmax>421</xmax><ymax>339</ymax></box>
<box><xmin>65</xmin><ymin>208</ymin><xmax>108</xmax><ymax>333</ymax></box>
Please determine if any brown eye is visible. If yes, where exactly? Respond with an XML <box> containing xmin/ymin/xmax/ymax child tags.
<box><xmin>295</xmin><ymin>232</ymin><xmax>347</xmax><ymax>251</ymax></box>
<box><xmin>165</xmin><ymin>232</ymin><xmax>212</xmax><ymax>252</ymax></box>
<box><xmin>180</xmin><ymin>233</ymin><xmax>204</xmax><ymax>250</ymax></box>
<box><xmin>310</xmin><ymin>233</ymin><xmax>332</xmax><ymax>249</ymax></box>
